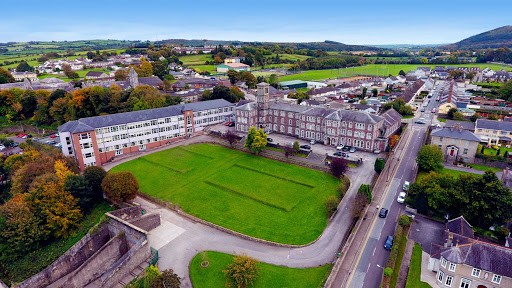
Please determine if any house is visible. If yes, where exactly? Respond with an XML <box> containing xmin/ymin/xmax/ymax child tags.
<box><xmin>235</xmin><ymin>83</ymin><xmax>402</xmax><ymax>151</ymax></box>
<box><xmin>431</xmin><ymin>126</ymin><xmax>481</xmax><ymax>163</ymax></box>
<box><xmin>11</xmin><ymin>71</ymin><xmax>38</xmax><ymax>81</ymax></box>
<box><xmin>216</xmin><ymin>63</ymin><xmax>250</xmax><ymax>73</ymax></box>
<box><xmin>429</xmin><ymin>216</ymin><xmax>512</xmax><ymax>288</ymax></box>
<box><xmin>85</xmin><ymin>71</ymin><xmax>109</xmax><ymax>80</ymax></box>
<box><xmin>444</xmin><ymin>120</ymin><xmax>475</xmax><ymax>132</ymax></box>
<box><xmin>308</xmin><ymin>86</ymin><xmax>338</xmax><ymax>98</ymax></box>
<box><xmin>399</xmin><ymin>80</ymin><xmax>425</xmax><ymax>105</ymax></box>
<box><xmin>474</xmin><ymin>119</ymin><xmax>512</xmax><ymax>146</ymax></box>
<box><xmin>58</xmin><ymin>99</ymin><xmax>235</xmax><ymax>170</ymax></box>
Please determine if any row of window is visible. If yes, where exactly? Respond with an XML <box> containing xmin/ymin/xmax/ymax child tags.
<box><xmin>477</xmin><ymin>128</ymin><xmax>512</xmax><ymax>136</ymax></box>
<box><xmin>440</xmin><ymin>257</ymin><xmax>502</xmax><ymax>284</ymax></box>
<box><xmin>194</xmin><ymin>107</ymin><xmax>232</xmax><ymax>117</ymax></box>
<box><xmin>98</xmin><ymin>134</ymin><xmax>184</xmax><ymax>153</ymax></box>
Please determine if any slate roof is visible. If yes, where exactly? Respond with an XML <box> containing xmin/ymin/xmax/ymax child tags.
<box><xmin>59</xmin><ymin>99</ymin><xmax>233</xmax><ymax>133</ymax></box>
<box><xmin>86</xmin><ymin>71</ymin><xmax>106</xmax><ymax>77</ymax></box>
<box><xmin>381</xmin><ymin>108</ymin><xmax>402</xmax><ymax>127</ymax></box>
<box><xmin>325</xmin><ymin>109</ymin><xmax>383</xmax><ymax>124</ymax></box>
<box><xmin>446</xmin><ymin>216</ymin><xmax>474</xmax><ymax>238</ymax></box>
<box><xmin>269</xmin><ymin>101</ymin><xmax>309</xmax><ymax>113</ymax></box>
<box><xmin>138</xmin><ymin>76</ymin><xmax>163</xmax><ymax>87</ymax></box>
<box><xmin>308</xmin><ymin>86</ymin><xmax>337</xmax><ymax>96</ymax></box>
<box><xmin>476</xmin><ymin>119</ymin><xmax>512</xmax><ymax>132</ymax></box>
<box><xmin>400</xmin><ymin>80</ymin><xmax>425</xmax><ymax>103</ymax></box>
<box><xmin>431</xmin><ymin>127</ymin><xmax>481</xmax><ymax>142</ymax></box>
<box><xmin>445</xmin><ymin>120</ymin><xmax>475</xmax><ymax>131</ymax></box>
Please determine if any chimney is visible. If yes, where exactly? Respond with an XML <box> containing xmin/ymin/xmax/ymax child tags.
<box><xmin>445</xmin><ymin>232</ymin><xmax>454</xmax><ymax>247</ymax></box>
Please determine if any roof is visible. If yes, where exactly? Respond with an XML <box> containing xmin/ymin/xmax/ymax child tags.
<box><xmin>138</xmin><ymin>76</ymin><xmax>163</xmax><ymax>87</ymax></box>
<box><xmin>224</xmin><ymin>63</ymin><xmax>249</xmax><ymax>68</ymax></box>
<box><xmin>86</xmin><ymin>71</ymin><xmax>107</xmax><ymax>77</ymax></box>
<box><xmin>446</xmin><ymin>216</ymin><xmax>474</xmax><ymax>238</ymax></box>
<box><xmin>445</xmin><ymin>120</ymin><xmax>475</xmax><ymax>131</ymax></box>
<box><xmin>381</xmin><ymin>108</ymin><xmax>402</xmax><ymax>127</ymax></box>
<box><xmin>279</xmin><ymin>80</ymin><xmax>307</xmax><ymax>86</ymax></box>
<box><xmin>476</xmin><ymin>119</ymin><xmax>512</xmax><ymax>132</ymax></box>
<box><xmin>59</xmin><ymin>99</ymin><xmax>234</xmax><ymax>133</ymax></box>
<box><xmin>431</xmin><ymin>127</ymin><xmax>481</xmax><ymax>142</ymax></box>
<box><xmin>269</xmin><ymin>101</ymin><xmax>309</xmax><ymax>113</ymax></box>
<box><xmin>325</xmin><ymin>109</ymin><xmax>383</xmax><ymax>124</ymax></box>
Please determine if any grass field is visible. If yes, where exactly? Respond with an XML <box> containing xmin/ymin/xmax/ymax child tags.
<box><xmin>264</xmin><ymin>53</ymin><xmax>311</xmax><ymax>62</ymax></box>
<box><xmin>416</xmin><ymin>168</ymin><xmax>472</xmax><ymax>182</ymax></box>
<box><xmin>2</xmin><ymin>202</ymin><xmax>113</xmax><ymax>283</ymax></box>
<box><xmin>111</xmin><ymin>144</ymin><xmax>340</xmax><ymax>244</ymax></box>
<box><xmin>278</xmin><ymin>63</ymin><xmax>512</xmax><ymax>82</ymax></box>
<box><xmin>405</xmin><ymin>244</ymin><xmax>432</xmax><ymax>288</ymax></box>
<box><xmin>37</xmin><ymin>68</ymin><xmax>111</xmax><ymax>82</ymax></box>
<box><xmin>189</xmin><ymin>251</ymin><xmax>332</xmax><ymax>288</ymax></box>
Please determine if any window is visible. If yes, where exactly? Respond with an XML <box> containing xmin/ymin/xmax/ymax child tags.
<box><xmin>441</xmin><ymin>258</ymin><xmax>447</xmax><ymax>268</ymax></box>
<box><xmin>463</xmin><ymin>148</ymin><xmax>468</xmax><ymax>155</ymax></box>
<box><xmin>471</xmin><ymin>268</ymin><xmax>480</xmax><ymax>278</ymax></box>
<box><xmin>448</xmin><ymin>263</ymin><xmax>456</xmax><ymax>272</ymax></box>
<box><xmin>459</xmin><ymin>278</ymin><xmax>471</xmax><ymax>288</ymax></box>
<box><xmin>445</xmin><ymin>275</ymin><xmax>453</xmax><ymax>287</ymax></box>
<box><xmin>437</xmin><ymin>271</ymin><xmax>444</xmax><ymax>282</ymax></box>
<box><xmin>492</xmin><ymin>274</ymin><xmax>502</xmax><ymax>284</ymax></box>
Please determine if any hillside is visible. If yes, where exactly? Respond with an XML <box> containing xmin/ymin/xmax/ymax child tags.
<box><xmin>444</xmin><ymin>25</ymin><xmax>512</xmax><ymax>49</ymax></box>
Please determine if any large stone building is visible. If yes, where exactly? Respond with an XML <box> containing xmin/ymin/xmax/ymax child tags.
<box><xmin>431</xmin><ymin>126</ymin><xmax>481</xmax><ymax>163</ymax></box>
<box><xmin>235</xmin><ymin>83</ymin><xmax>402</xmax><ymax>151</ymax></box>
<box><xmin>58</xmin><ymin>99</ymin><xmax>234</xmax><ymax>170</ymax></box>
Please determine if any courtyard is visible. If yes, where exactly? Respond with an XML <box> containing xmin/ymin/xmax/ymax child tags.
<box><xmin>112</xmin><ymin>143</ymin><xmax>340</xmax><ymax>245</ymax></box>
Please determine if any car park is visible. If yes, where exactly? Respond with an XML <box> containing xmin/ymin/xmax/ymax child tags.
<box><xmin>349</xmin><ymin>147</ymin><xmax>357</xmax><ymax>153</ymax></box>
<box><xmin>397</xmin><ymin>192</ymin><xmax>406</xmax><ymax>203</ymax></box>
<box><xmin>384</xmin><ymin>235</ymin><xmax>394</xmax><ymax>250</ymax></box>
<box><xmin>336</xmin><ymin>144</ymin><xmax>344</xmax><ymax>150</ymax></box>
<box><xmin>379</xmin><ymin>208</ymin><xmax>389</xmax><ymax>218</ymax></box>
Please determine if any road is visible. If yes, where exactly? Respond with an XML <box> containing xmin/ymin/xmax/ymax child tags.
<box><xmin>345</xmin><ymin>83</ymin><xmax>443</xmax><ymax>288</ymax></box>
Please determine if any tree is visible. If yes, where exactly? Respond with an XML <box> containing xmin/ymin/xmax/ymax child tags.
<box><xmin>64</xmin><ymin>175</ymin><xmax>94</xmax><ymax>212</ymax></box>
<box><xmin>330</xmin><ymin>157</ymin><xmax>348</xmax><ymax>178</ymax></box>
<box><xmin>470</xmin><ymin>113</ymin><xmax>480</xmax><ymax>122</ymax></box>
<box><xmin>292</xmin><ymin>141</ymin><xmax>300</xmax><ymax>154</ymax></box>
<box><xmin>83</xmin><ymin>166</ymin><xmax>107</xmax><ymax>203</ymax></box>
<box><xmin>398</xmin><ymin>70</ymin><xmax>406</xmax><ymax>76</ymax></box>
<box><xmin>223</xmin><ymin>254</ymin><xmax>259</xmax><ymax>288</ymax></box>
<box><xmin>362</xmin><ymin>87</ymin><xmax>368</xmax><ymax>98</ymax></box>
<box><xmin>152</xmin><ymin>269</ymin><xmax>181</xmax><ymax>288</ymax></box>
<box><xmin>447</xmin><ymin>108</ymin><xmax>458</xmax><ymax>120</ymax></box>
<box><xmin>239</xmin><ymin>71</ymin><xmax>257</xmax><ymax>88</ymax></box>
<box><xmin>453</xmin><ymin>112</ymin><xmax>464</xmax><ymax>121</ymax></box>
<box><xmin>416</xmin><ymin>145</ymin><xmax>444</xmax><ymax>172</ymax></box>
<box><xmin>227</xmin><ymin>70</ymin><xmax>239</xmax><ymax>85</ymax></box>
<box><xmin>15</xmin><ymin>61</ymin><xmax>34</xmax><ymax>72</ymax></box>
<box><xmin>151</xmin><ymin>61</ymin><xmax>169</xmax><ymax>80</ymax></box>
<box><xmin>498</xmin><ymin>80</ymin><xmax>512</xmax><ymax>101</ymax></box>
<box><xmin>224</xmin><ymin>130</ymin><xmax>238</xmax><ymax>147</ymax></box>
<box><xmin>114</xmin><ymin>69</ymin><xmax>128</xmax><ymax>81</ymax></box>
<box><xmin>101</xmin><ymin>171</ymin><xmax>139</xmax><ymax>203</ymax></box>
<box><xmin>244</xmin><ymin>127</ymin><xmax>267</xmax><ymax>154</ymax></box>
<box><xmin>389</xmin><ymin>135</ymin><xmax>400</xmax><ymax>149</ymax></box>
<box><xmin>358</xmin><ymin>184</ymin><xmax>372</xmax><ymax>203</ymax></box>
<box><xmin>0</xmin><ymin>68</ymin><xmax>15</xmax><ymax>84</ymax></box>
<box><xmin>374</xmin><ymin>158</ymin><xmax>385</xmax><ymax>173</ymax></box>
<box><xmin>372</xmin><ymin>88</ymin><xmax>378</xmax><ymax>97</ymax></box>
<box><xmin>134</xmin><ymin>58</ymin><xmax>153</xmax><ymax>77</ymax></box>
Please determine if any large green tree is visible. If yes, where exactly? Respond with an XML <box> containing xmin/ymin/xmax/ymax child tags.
<box><xmin>244</xmin><ymin>127</ymin><xmax>267</xmax><ymax>154</ymax></box>
<box><xmin>15</xmin><ymin>61</ymin><xmax>34</xmax><ymax>72</ymax></box>
<box><xmin>101</xmin><ymin>171</ymin><xmax>139</xmax><ymax>203</ymax></box>
<box><xmin>223</xmin><ymin>254</ymin><xmax>259</xmax><ymax>288</ymax></box>
<box><xmin>0</xmin><ymin>68</ymin><xmax>15</xmax><ymax>84</ymax></box>
<box><xmin>416</xmin><ymin>145</ymin><xmax>444</xmax><ymax>172</ymax></box>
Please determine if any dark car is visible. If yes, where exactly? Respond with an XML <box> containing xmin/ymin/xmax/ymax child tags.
<box><xmin>349</xmin><ymin>146</ymin><xmax>357</xmax><ymax>153</ymax></box>
<box><xmin>384</xmin><ymin>235</ymin><xmax>394</xmax><ymax>250</ymax></box>
<box><xmin>333</xmin><ymin>151</ymin><xmax>343</xmax><ymax>157</ymax></box>
<box><xmin>379</xmin><ymin>208</ymin><xmax>389</xmax><ymax>218</ymax></box>
<box><xmin>342</xmin><ymin>146</ymin><xmax>350</xmax><ymax>152</ymax></box>
<box><xmin>300</xmin><ymin>144</ymin><xmax>311</xmax><ymax>150</ymax></box>
<box><xmin>267</xmin><ymin>137</ymin><xmax>273</xmax><ymax>142</ymax></box>
<box><xmin>228</xmin><ymin>122</ymin><xmax>235</xmax><ymax>127</ymax></box>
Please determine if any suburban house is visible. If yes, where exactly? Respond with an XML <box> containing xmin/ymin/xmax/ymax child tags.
<box><xmin>85</xmin><ymin>71</ymin><xmax>109</xmax><ymax>80</ymax></box>
<box><xmin>58</xmin><ymin>99</ymin><xmax>235</xmax><ymax>170</ymax></box>
<box><xmin>431</xmin><ymin>126</ymin><xmax>481</xmax><ymax>163</ymax></box>
<box><xmin>429</xmin><ymin>216</ymin><xmax>512</xmax><ymax>288</ymax></box>
<box><xmin>474</xmin><ymin>119</ymin><xmax>512</xmax><ymax>146</ymax></box>
<box><xmin>12</xmin><ymin>71</ymin><xmax>38</xmax><ymax>81</ymax></box>
<box><xmin>235</xmin><ymin>82</ymin><xmax>402</xmax><ymax>152</ymax></box>
<box><xmin>400</xmin><ymin>79</ymin><xmax>426</xmax><ymax>106</ymax></box>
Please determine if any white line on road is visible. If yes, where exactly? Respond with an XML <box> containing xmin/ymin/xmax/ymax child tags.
<box><xmin>372</xmin><ymin>247</ymin><xmax>376</xmax><ymax>256</ymax></box>
<box><xmin>367</xmin><ymin>263</ymin><xmax>371</xmax><ymax>272</ymax></box>
<box><xmin>378</xmin><ymin>231</ymin><xmax>382</xmax><ymax>240</ymax></box>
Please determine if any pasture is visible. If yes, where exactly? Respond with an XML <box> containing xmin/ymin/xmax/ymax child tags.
<box><xmin>111</xmin><ymin>143</ymin><xmax>340</xmax><ymax>244</ymax></box>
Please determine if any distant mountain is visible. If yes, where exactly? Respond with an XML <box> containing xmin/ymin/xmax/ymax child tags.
<box><xmin>443</xmin><ymin>26</ymin><xmax>512</xmax><ymax>49</ymax></box>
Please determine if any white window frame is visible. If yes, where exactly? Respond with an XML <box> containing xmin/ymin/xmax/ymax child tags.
<box><xmin>471</xmin><ymin>268</ymin><xmax>480</xmax><ymax>278</ymax></box>
<box><xmin>448</xmin><ymin>263</ymin><xmax>456</xmax><ymax>272</ymax></box>
<box><xmin>437</xmin><ymin>271</ymin><xmax>444</xmax><ymax>282</ymax></box>
<box><xmin>459</xmin><ymin>278</ymin><xmax>471</xmax><ymax>288</ymax></box>
<box><xmin>445</xmin><ymin>275</ymin><xmax>453</xmax><ymax>287</ymax></box>
<box><xmin>492</xmin><ymin>274</ymin><xmax>502</xmax><ymax>284</ymax></box>
<box><xmin>441</xmin><ymin>257</ymin><xmax>447</xmax><ymax>268</ymax></box>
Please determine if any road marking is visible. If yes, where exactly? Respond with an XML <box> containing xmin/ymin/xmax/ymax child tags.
<box><xmin>367</xmin><ymin>263</ymin><xmax>371</xmax><ymax>273</ymax></box>
<box><xmin>345</xmin><ymin>129</ymin><xmax>415</xmax><ymax>287</ymax></box>
<box><xmin>372</xmin><ymin>247</ymin><xmax>376</xmax><ymax>256</ymax></box>
<box><xmin>378</xmin><ymin>231</ymin><xmax>381</xmax><ymax>240</ymax></box>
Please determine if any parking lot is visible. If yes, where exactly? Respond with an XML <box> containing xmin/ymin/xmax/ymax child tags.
<box><xmin>0</xmin><ymin>133</ymin><xmax>61</xmax><ymax>156</ymax></box>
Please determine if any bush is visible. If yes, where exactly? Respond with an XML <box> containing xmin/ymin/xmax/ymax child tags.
<box><xmin>374</xmin><ymin>158</ymin><xmax>385</xmax><ymax>173</ymax></box>
<box><xmin>330</xmin><ymin>158</ymin><xmax>348</xmax><ymax>178</ymax></box>
<box><xmin>338</xmin><ymin>176</ymin><xmax>350</xmax><ymax>198</ymax></box>
<box><xmin>101</xmin><ymin>171</ymin><xmax>139</xmax><ymax>203</ymax></box>
<box><xmin>223</xmin><ymin>254</ymin><xmax>259</xmax><ymax>288</ymax></box>
<box><xmin>398</xmin><ymin>215</ymin><xmax>412</xmax><ymax>226</ymax></box>
<box><xmin>384</xmin><ymin>267</ymin><xmax>393</xmax><ymax>277</ymax></box>
<box><xmin>325</xmin><ymin>195</ymin><xmax>340</xmax><ymax>218</ymax></box>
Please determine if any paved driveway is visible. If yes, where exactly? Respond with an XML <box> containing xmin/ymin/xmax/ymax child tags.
<box><xmin>409</xmin><ymin>214</ymin><xmax>445</xmax><ymax>253</ymax></box>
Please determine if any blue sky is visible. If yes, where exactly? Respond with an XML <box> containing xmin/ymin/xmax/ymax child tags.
<box><xmin>1</xmin><ymin>0</ymin><xmax>510</xmax><ymax>45</ymax></box>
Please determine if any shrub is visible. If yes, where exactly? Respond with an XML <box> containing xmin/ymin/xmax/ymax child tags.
<box><xmin>492</xmin><ymin>145</ymin><xmax>499</xmax><ymax>150</ymax></box>
<box><xmin>398</xmin><ymin>215</ymin><xmax>412</xmax><ymax>227</ymax></box>
<box><xmin>325</xmin><ymin>195</ymin><xmax>340</xmax><ymax>218</ymax></box>
<box><xmin>223</xmin><ymin>254</ymin><xmax>259</xmax><ymax>288</ymax></box>
<box><xmin>374</xmin><ymin>158</ymin><xmax>385</xmax><ymax>173</ymax></box>
<box><xmin>384</xmin><ymin>267</ymin><xmax>393</xmax><ymax>277</ymax></box>
<box><xmin>330</xmin><ymin>158</ymin><xmax>348</xmax><ymax>178</ymax></box>
<box><xmin>338</xmin><ymin>177</ymin><xmax>350</xmax><ymax>198</ymax></box>
<box><xmin>101</xmin><ymin>171</ymin><xmax>139</xmax><ymax>203</ymax></box>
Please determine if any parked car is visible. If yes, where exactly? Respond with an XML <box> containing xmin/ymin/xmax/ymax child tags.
<box><xmin>397</xmin><ymin>192</ymin><xmax>406</xmax><ymax>203</ymax></box>
<box><xmin>403</xmin><ymin>181</ymin><xmax>410</xmax><ymax>191</ymax></box>
<box><xmin>414</xmin><ymin>118</ymin><xmax>426</xmax><ymax>124</ymax></box>
<box><xmin>223</xmin><ymin>122</ymin><xmax>231</xmax><ymax>126</ymax></box>
<box><xmin>333</xmin><ymin>151</ymin><xmax>343</xmax><ymax>157</ymax></box>
<box><xmin>26</xmin><ymin>134</ymin><xmax>33</xmax><ymax>138</ymax></box>
<box><xmin>267</xmin><ymin>137</ymin><xmax>273</xmax><ymax>142</ymax></box>
<box><xmin>349</xmin><ymin>147</ymin><xmax>357</xmax><ymax>153</ymax></box>
<box><xmin>336</xmin><ymin>144</ymin><xmax>344</xmax><ymax>150</ymax></box>
<box><xmin>46</xmin><ymin>140</ymin><xmax>57</xmax><ymax>145</ymax></box>
<box><xmin>384</xmin><ymin>235</ymin><xmax>394</xmax><ymax>250</ymax></box>
<box><xmin>0</xmin><ymin>145</ymin><xmax>5</xmax><ymax>151</ymax></box>
<box><xmin>54</xmin><ymin>143</ymin><xmax>62</xmax><ymax>148</ymax></box>
<box><xmin>342</xmin><ymin>152</ymin><xmax>349</xmax><ymax>158</ymax></box>
<box><xmin>300</xmin><ymin>144</ymin><xmax>311</xmax><ymax>150</ymax></box>
<box><xmin>228</xmin><ymin>122</ymin><xmax>235</xmax><ymax>127</ymax></box>
<box><xmin>379</xmin><ymin>208</ymin><xmax>389</xmax><ymax>218</ymax></box>
<box><xmin>342</xmin><ymin>146</ymin><xmax>350</xmax><ymax>152</ymax></box>
<box><xmin>310</xmin><ymin>139</ymin><xmax>316</xmax><ymax>145</ymax></box>
<box><xmin>17</xmin><ymin>133</ymin><xmax>27</xmax><ymax>139</ymax></box>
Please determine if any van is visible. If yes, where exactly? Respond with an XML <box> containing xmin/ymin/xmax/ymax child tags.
<box><xmin>403</xmin><ymin>181</ymin><xmax>410</xmax><ymax>191</ymax></box>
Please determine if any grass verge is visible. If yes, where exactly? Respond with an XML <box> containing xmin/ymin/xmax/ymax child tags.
<box><xmin>405</xmin><ymin>244</ymin><xmax>432</xmax><ymax>288</ymax></box>
<box><xmin>189</xmin><ymin>251</ymin><xmax>332</xmax><ymax>288</ymax></box>
<box><xmin>389</xmin><ymin>225</ymin><xmax>410</xmax><ymax>288</ymax></box>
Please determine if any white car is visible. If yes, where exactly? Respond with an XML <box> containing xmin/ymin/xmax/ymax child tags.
<box><xmin>0</xmin><ymin>145</ymin><xmax>5</xmax><ymax>151</ymax></box>
<box><xmin>397</xmin><ymin>192</ymin><xmax>406</xmax><ymax>204</ymax></box>
<box><xmin>336</xmin><ymin>144</ymin><xmax>344</xmax><ymax>150</ymax></box>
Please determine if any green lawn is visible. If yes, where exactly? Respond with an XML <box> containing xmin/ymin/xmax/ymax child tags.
<box><xmin>278</xmin><ymin>63</ymin><xmax>512</xmax><ymax>81</ymax></box>
<box><xmin>112</xmin><ymin>144</ymin><xmax>340</xmax><ymax>244</ymax></box>
<box><xmin>189</xmin><ymin>251</ymin><xmax>332</xmax><ymax>288</ymax></box>
<box><xmin>2</xmin><ymin>202</ymin><xmax>113</xmax><ymax>283</ymax></box>
<box><xmin>264</xmin><ymin>53</ymin><xmax>311</xmax><ymax>62</ymax></box>
<box><xmin>390</xmin><ymin>226</ymin><xmax>410</xmax><ymax>288</ymax></box>
<box><xmin>405</xmin><ymin>244</ymin><xmax>432</xmax><ymax>288</ymax></box>
<box><xmin>468</xmin><ymin>163</ymin><xmax>502</xmax><ymax>172</ymax></box>
<box><xmin>417</xmin><ymin>168</ymin><xmax>472</xmax><ymax>182</ymax></box>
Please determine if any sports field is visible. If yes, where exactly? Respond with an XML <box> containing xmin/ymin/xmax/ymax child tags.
<box><xmin>278</xmin><ymin>63</ymin><xmax>512</xmax><ymax>82</ymax></box>
<box><xmin>190</xmin><ymin>251</ymin><xmax>332</xmax><ymax>288</ymax></box>
<box><xmin>111</xmin><ymin>143</ymin><xmax>340</xmax><ymax>244</ymax></box>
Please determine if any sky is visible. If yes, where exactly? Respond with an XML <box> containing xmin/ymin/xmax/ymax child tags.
<box><xmin>1</xmin><ymin>0</ymin><xmax>510</xmax><ymax>45</ymax></box>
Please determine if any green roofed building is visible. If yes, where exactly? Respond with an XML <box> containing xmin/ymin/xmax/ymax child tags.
<box><xmin>279</xmin><ymin>80</ymin><xmax>308</xmax><ymax>89</ymax></box>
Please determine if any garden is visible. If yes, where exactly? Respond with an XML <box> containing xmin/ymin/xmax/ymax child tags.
<box><xmin>112</xmin><ymin>143</ymin><xmax>341</xmax><ymax>244</ymax></box>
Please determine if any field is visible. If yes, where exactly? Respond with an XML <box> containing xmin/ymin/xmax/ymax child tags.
<box><xmin>264</xmin><ymin>53</ymin><xmax>311</xmax><ymax>62</ymax></box>
<box><xmin>179</xmin><ymin>54</ymin><xmax>216</xmax><ymax>73</ymax></box>
<box><xmin>37</xmin><ymin>68</ymin><xmax>111</xmax><ymax>82</ymax></box>
<box><xmin>278</xmin><ymin>63</ymin><xmax>512</xmax><ymax>82</ymax></box>
<box><xmin>189</xmin><ymin>251</ymin><xmax>332</xmax><ymax>288</ymax></box>
<box><xmin>111</xmin><ymin>143</ymin><xmax>340</xmax><ymax>244</ymax></box>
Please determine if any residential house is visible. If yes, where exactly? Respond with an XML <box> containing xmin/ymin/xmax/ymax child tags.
<box><xmin>475</xmin><ymin>119</ymin><xmax>512</xmax><ymax>146</ymax></box>
<box><xmin>11</xmin><ymin>71</ymin><xmax>38</xmax><ymax>81</ymax></box>
<box><xmin>431</xmin><ymin>126</ymin><xmax>481</xmax><ymax>163</ymax></box>
<box><xmin>399</xmin><ymin>79</ymin><xmax>425</xmax><ymax>106</ymax></box>
<box><xmin>58</xmin><ymin>99</ymin><xmax>235</xmax><ymax>170</ymax></box>
<box><xmin>429</xmin><ymin>216</ymin><xmax>512</xmax><ymax>288</ymax></box>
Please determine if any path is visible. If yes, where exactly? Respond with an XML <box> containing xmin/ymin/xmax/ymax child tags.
<box><xmin>105</xmin><ymin>134</ymin><xmax>376</xmax><ymax>287</ymax></box>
